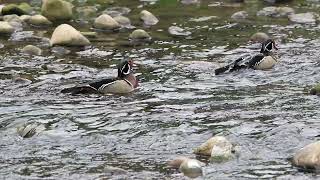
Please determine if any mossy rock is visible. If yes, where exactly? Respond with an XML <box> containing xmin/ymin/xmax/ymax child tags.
<box><xmin>41</xmin><ymin>0</ymin><xmax>73</xmax><ymax>21</ymax></box>
<box><xmin>2</xmin><ymin>4</ymin><xmax>28</xmax><ymax>16</ymax></box>
<box><xmin>310</xmin><ymin>84</ymin><xmax>320</xmax><ymax>95</ymax></box>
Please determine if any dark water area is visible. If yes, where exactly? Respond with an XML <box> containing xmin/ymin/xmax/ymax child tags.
<box><xmin>1</xmin><ymin>0</ymin><xmax>320</xmax><ymax>179</ymax></box>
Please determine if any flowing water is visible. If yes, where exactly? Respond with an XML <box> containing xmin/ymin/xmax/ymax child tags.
<box><xmin>1</xmin><ymin>0</ymin><xmax>320</xmax><ymax>179</ymax></box>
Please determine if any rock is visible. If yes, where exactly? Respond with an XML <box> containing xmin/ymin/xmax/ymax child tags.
<box><xmin>250</xmin><ymin>32</ymin><xmax>270</xmax><ymax>43</ymax></box>
<box><xmin>22</xmin><ymin>45</ymin><xmax>42</xmax><ymax>55</ymax></box>
<box><xmin>264</xmin><ymin>0</ymin><xmax>293</xmax><ymax>3</ymax></box>
<box><xmin>94</xmin><ymin>14</ymin><xmax>120</xmax><ymax>30</ymax></box>
<box><xmin>231</xmin><ymin>11</ymin><xmax>248</xmax><ymax>20</ymax></box>
<box><xmin>103</xmin><ymin>6</ymin><xmax>131</xmax><ymax>17</ymax></box>
<box><xmin>51</xmin><ymin>46</ymin><xmax>71</xmax><ymax>57</ymax></box>
<box><xmin>1</xmin><ymin>3</ymin><xmax>31</xmax><ymax>16</ymax></box>
<box><xmin>80</xmin><ymin>31</ymin><xmax>97</xmax><ymax>38</ymax></box>
<box><xmin>50</xmin><ymin>24</ymin><xmax>90</xmax><ymax>46</ymax></box>
<box><xmin>19</xmin><ymin>15</ymin><xmax>31</xmax><ymax>22</ymax></box>
<box><xmin>29</xmin><ymin>15</ymin><xmax>52</xmax><ymax>26</ymax></box>
<box><xmin>113</xmin><ymin>16</ymin><xmax>135</xmax><ymax>29</ymax></box>
<box><xmin>41</xmin><ymin>0</ymin><xmax>73</xmax><ymax>21</ymax></box>
<box><xmin>293</xmin><ymin>141</ymin><xmax>320</xmax><ymax>169</ymax></box>
<box><xmin>0</xmin><ymin>5</ymin><xmax>4</xmax><ymax>15</ymax></box>
<box><xmin>168</xmin><ymin>26</ymin><xmax>191</xmax><ymax>36</ymax></box>
<box><xmin>168</xmin><ymin>157</ymin><xmax>203</xmax><ymax>178</ymax></box>
<box><xmin>0</xmin><ymin>21</ymin><xmax>14</xmax><ymax>34</ymax></box>
<box><xmin>257</xmin><ymin>6</ymin><xmax>294</xmax><ymax>18</ymax></box>
<box><xmin>193</xmin><ymin>136</ymin><xmax>234</xmax><ymax>161</ymax></box>
<box><xmin>129</xmin><ymin>29</ymin><xmax>151</xmax><ymax>41</ymax></box>
<box><xmin>17</xmin><ymin>123</ymin><xmax>45</xmax><ymax>138</ymax></box>
<box><xmin>310</xmin><ymin>84</ymin><xmax>320</xmax><ymax>95</ymax></box>
<box><xmin>76</xmin><ymin>6</ymin><xmax>97</xmax><ymax>19</ymax></box>
<box><xmin>3</xmin><ymin>14</ymin><xmax>21</xmax><ymax>23</ymax></box>
<box><xmin>289</xmin><ymin>12</ymin><xmax>316</xmax><ymax>24</ymax></box>
<box><xmin>180</xmin><ymin>0</ymin><xmax>200</xmax><ymax>4</ymax></box>
<box><xmin>140</xmin><ymin>10</ymin><xmax>159</xmax><ymax>26</ymax></box>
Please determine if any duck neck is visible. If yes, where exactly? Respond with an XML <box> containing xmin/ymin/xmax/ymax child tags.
<box><xmin>123</xmin><ymin>73</ymin><xmax>138</xmax><ymax>88</ymax></box>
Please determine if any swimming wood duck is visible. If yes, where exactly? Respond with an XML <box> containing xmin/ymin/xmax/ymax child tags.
<box><xmin>215</xmin><ymin>39</ymin><xmax>278</xmax><ymax>75</ymax></box>
<box><xmin>61</xmin><ymin>59</ymin><xmax>138</xmax><ymax>95</ymax></box>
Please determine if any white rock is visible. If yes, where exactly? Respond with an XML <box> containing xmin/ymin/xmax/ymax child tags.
<box><xmin>140</xmin><ymin>10</ymin><xmax>159</xmax><ymax>26</ymax></box>
<box><xmin>0</xmin><ymin>21</ymin><xmax>14</xmax><ymax>34</ymax></box>
<box><xmin>293</xmin><ymin>141</ymin><xmax>320</xmax><ymax>169</ymax></box>
<box><xmin>29</xmin><ymin>15</ymin><xmax>52</xmax><ymax>26</ymax></box>
<box><xmin>179</xmin><ymin>159</ymin><xmax>203</xmax><ymax>178</ymax></box>
<box><xmin>194</xmin><ymin>136</ymin><xmax>234</xmax><ymax>161</ymax></box>
<box><xmin>231</xmin><ymin>11</ymin><xmax>248</xmax><ymax>20</ymax></box>
<box><xmin>289</xmin><ymin>12</ymin><xmax>316</xmax><ymax>24</ymax></box>
<box><xmin>94</xmin><ymin>14</ymin><xmax>120</xmax><ymax>30</ymax></box>
<box><xmin>168</xmin><ymin>26</ymin><xmax>191</xmax><ymax>36</ymax></box>
<box><xmin>50</xmin><ymin>24</ymin><xmax>90</xmax><ymax>46</ymax></box>
<box><xmin>22</xmin><ymin>45</ymin><xmax>42</xmax><ymax>55</ymax></box>
<box><xmin>113</xmin><ymin>15</ymin><xmax>134</xmax><ymax>29</ymax></box>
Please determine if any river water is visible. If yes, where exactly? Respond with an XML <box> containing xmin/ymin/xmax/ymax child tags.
<box><xmin>1</xmin><ymin>0</ymin><xmax>320</xmax><ymax>179</ymax></box>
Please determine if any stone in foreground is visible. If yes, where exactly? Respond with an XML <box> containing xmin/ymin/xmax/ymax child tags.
<box><xmin>293</xmin><ymin>141</ymin><xmax>320</xmax><ymax>170</ymax></box>
<box><xmin>50</xmin><ymin>24</ymin><xmax>90</xmax><ymax>46</ymax></box>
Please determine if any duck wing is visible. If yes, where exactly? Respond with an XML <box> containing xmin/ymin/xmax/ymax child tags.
<box><xmin>247</xmin><ymin>54</ymin><xmax>265</xmax><ymax>69</ymax></box>
<box><xmin>215</xmin><ymin>57</ymin><xmax>247</xmax><ymax>75</ymax></box>
<box><xmin>61</xmin><ymin>78</ymin><xmax>117</xmax><ymax>95</ymax></box>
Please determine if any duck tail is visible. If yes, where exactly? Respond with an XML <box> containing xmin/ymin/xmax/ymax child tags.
<box><xmin>215</xmin><ymin>57</ymin><xmax>245</xmax><ymax>75</ymax></box>
<box><xmin>61</xmin><ymin>85</ymin><xmax>98</xmax><ymax>95</ymax></box>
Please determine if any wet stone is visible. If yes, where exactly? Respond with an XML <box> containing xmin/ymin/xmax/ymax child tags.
<box><xmin>50</xmin><ymin>24</ymin><xmax>91</xmax><ymax>46</ymax></box>
<box><xmin>22</xmin><ymin>45</ymin><xmax>42</xmax><ymax>56</ymax></box>
<box><xmin>94</xmin><ymin>14</ymin><xmax>121</xmax><ymax>31</ymax></box>
<box><xmin>129</xmin><ymin>29</ymin><xmax>151</xmax><ymax>41</ymax></box>
<box><xmin>80</xmin><ymin>31</ymin><xmax>98</xmax><ymax>38</ymax></box>
<box><xmin>289</xmin><ymin>12</ymin><xmax>317</xmax><ymax>24</ymax></box>
<box><xmin>0</xmin><ymin>21</ymin><xmax>14</xmax><ymax>34</ymax></box>
<box><xmin>103</xmin><ymin>7</ymin><xmax>131</xmax><ymax>17</ymax></box>
<box><xmin>231</xmin><ymin>10</ymin><xmax>248</xmax><ymax>20</ymax></box>
<box><xmin>76</xmin><ymin>6</ymin><xmax>98</xmax><ymax>19</ymax></box>
<box><xmin>1</xmin><ymin>3</ymin><xmax>30</xmax><ymax>16</ymax></box>
<box><xmin>41</xmin><ymin>0</ymin><xmax>73</xmax><ymax>21</ymax></box>
<box><xmin>168</xmin><ymin>26</ymin><xmax>191</xmax><ymax>36</ymax></box>
<box><xmin>140</xmin><ymin>10</ymin><xmax>159</xmax><ymax>26</ymax></box>
<box><xmin>19</xmin><ymin>15</ymin><xmax>31</xmax><ymax>22</ymax></box>
<box><xmin>113</xmin><ymin>16</ymin><xmax>135</xmax><ymax>29</ymax></box>
<box><xmin>310</xmin><ymin>84</ymin><xmax>320</xmax><ymax>95</ymax></box>
<box><xmin>180</xmin><ymin>0</ymin><xmax>200</xmax><ymax>4</ymax></box>
<box><xmin>28</xmin><ymin>15</ymin><xmax>52</xmax><ymax>26</ymax></box>
<box><xmin>293</xmin><ymin>141</ymin><xmax>320</xmax><ymax>170</ymax></box>
<box><xmin>257</xmin><ymin>6</ymin><xmax>294</xmax><ymax>18</ymax></box>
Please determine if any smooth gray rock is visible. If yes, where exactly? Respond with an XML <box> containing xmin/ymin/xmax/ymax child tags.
<box><xmin>257</xmin><ymin>6</ymin><xmax>294</xmax><ymax>17</ymax></box>
<box><xmin>168</xmin><ymin>26</ymin><xmax>191</xmax><ymax>36</ymax></box>
<box><xmin>231</xmin><ymin>11</ymin><xmax>248</xmax><ymax>20</ymax></box>
<box><xmin>129</xmin><ymin>29</ymin><xmax>151</xmax><ymax>41</ymax></box>
<box><xmin>113</xmin><ymin>15</ymin><xmax>135</xmax><ymax>29</ymax></box>
<box><xmin>293</xmin><ymin>141</ymin><xmax>320</xmax><ymax>169</ymax></box>
<box><xmin>289</xmin><ymin>12</ymin><xmax>316</xmax><ymax>24</ymax></box>
<box><xmin>140</xmin><ymin>10</ymin><xmax>159</xmax><ymax>26</ymax></box>
<box><xmin>41</xmin><ymin>0</ymin><xmax>73</xmax><ymax>21</ymax></box>
<box><xmin>29</xmin><ymin>15</ymin><xmax>52</xmax><ymax>26</ymax></box>
<box><xmin>22</xmin><ymin>45</ymin><xmax>42</xmax><ymax>55</ymax></box>
<box><xmin>250</xmin><ymin>32</ymin><xmax>270</xmax><ymax>43</ymax></box>
<box><xmin>103</xmin><ymin>7</ymin><xmax>131</xmax><ymax>17</ymax></box>
<box><xmin>50</xmin><ymin>24</ymin><xmax>90</xmax><ymax>46</ymax></box>
<box><xmin>0</xmin><ymin>21</ymin><xmax>14</xmax><ymax>34</ymax></box>
<box><xmin>94</xmin><ymin>14</ymin><xmax>120</xmax><ymax>30</ymax></box>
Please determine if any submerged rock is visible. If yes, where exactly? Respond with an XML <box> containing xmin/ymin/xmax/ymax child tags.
<box><xmin>50</xmin><ymin>24</ymin><xmax>90</xmax><ymax>46</ymax></box>
<box><xmin>289</xmin><ymin>12</ymin><xmax>316</xmax><ymax>24</ymax></box>
<box><xmin>293</xmin><ymin>141</ymin><xmax>320</xmax><ymax>170</ymax></box>
<box><xmin>113</xmin><ymin>16</ymin><xmax>135</xmax><ymax>29</ymax></box>
<box><xmin>194</xmin><ymin>136</ymin><xmax>234</xmax><ymax>161</ymax></box>
<box><xmin>129</xmin><ymin>29</ymin><xmax>151</xmax><ymax>41</ymax></box>
<box><xmin>103</xmin><ymin>7</ymin><xmax>131</xmax><ymax>17</ymax></box>
<box><xmin>19</xmin><ymin>15</ymin><xmax>31</xmax><ymax>22</ymax></box>
<box><xmin>168</xmin><ymin>157</ymin><xmax>203</xmax><ymax>178</ymax></box>
<box><xmin>29</xmin><ymin>15</ymin><xmax>52</xmax><ymax>26</ymax></box>
<box><xmin>168</xmin><ymin>26</ymin><xmax>191</xmax><ymax>36</ymax></box>
<box><xmin>140</xmin><ymin>10</ymin><xmax>159</xmax><ymax>26</ymax></box>
<box><xmin>250</xmin><ymin>32</ymin><xmax>270</xmax><ymax>43</ymax></box>
<box><xmin>310</xmin><ymin>84</ymin><xmax>320</xmax><ymax>95</ymax></box>
<box><xmin>41</xmin><ymin>0</ymin><xmax>73</xmax><ymax>21</ymax></box>
<box><xmin>231</xmin><ymin>11</ymin><xmax>248</xmax><ymax>20</ymax></box>
<box><xmin>17</xmin><ymin>123</ymin><xmax>45</xmax><ymax>138</ymax></box>
<box><xmin>257</xmin><ymin>6</ymin><xmax>294</xmax><ymax>18</ymax></box>
<box><xmin>0</xmin><ymin>21</ymin><xmax>14</xmax><ymax>34</ymax></box>
<box><xmin>94</xmin><ymin>14</ymin><xmax>120</xmax><ymax>30</ymax></box>
<box><xmin>22</xmin><ymin>45</ymin><xmax>42</xmax><ymax>55</ymax></box>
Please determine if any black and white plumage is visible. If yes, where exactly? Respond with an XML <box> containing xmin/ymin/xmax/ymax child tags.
<box><xmin>215</xmin><ymin>39</ymin><xmax>278</xmax><ymax>75</ymax></box>
<box><xmin>61</xmin><ymin>59</ymin><xmax>138</xmax><ymax>95</ymax></box>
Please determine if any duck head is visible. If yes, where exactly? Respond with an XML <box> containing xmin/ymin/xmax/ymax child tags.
<box><xmin>260</xmin><ymin>39</ymin><xmax>278</xmax><ymax>55</ymax></box>
<box><xmin>118</xmin><ymin>59</ymin><xmax>134</xmax><ymax>78</ymax></box>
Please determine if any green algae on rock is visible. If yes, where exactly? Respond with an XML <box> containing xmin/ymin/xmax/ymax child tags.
<box><xmin>41</xmin><ymin>0</ymin><xmax>73</xmax><ymax>21</ymax></box>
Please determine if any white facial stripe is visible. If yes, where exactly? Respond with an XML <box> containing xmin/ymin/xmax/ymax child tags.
<box><xmin>122</xmin><ymin>64</ymin><xmax>131</xmax><ymax>75</ymax></box>
<box><xmin>264</xmin><ymin>41</ymin><xmax>272</xmax><ymax>52</ymax></box>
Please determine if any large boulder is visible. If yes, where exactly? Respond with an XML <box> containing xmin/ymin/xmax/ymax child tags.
<box><xmin>41</xmin><ymin>0</ymin><xmax>73</xmax><ymax>21</ymax></box>
<box><xmin>50</xmin><ymin>24</ymin><xmax>90</xmax><ymax>46</ymax></box>
<box><xmin>293</xmin><ymin>141</ymin><xmax>320</xmax><ymax>170</ymax></box>
<box><xmin>0</xmin><ymin>21</ymin><xmax>15</xmax><ymax>34</ymax></box>
<box><xmin>93</xmin><ymin>14</ymin><xmax>120</xmax><ymax>30</ymax></box>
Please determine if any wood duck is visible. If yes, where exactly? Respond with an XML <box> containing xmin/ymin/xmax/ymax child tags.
<box><xmin>215</xmin><ymin>39</ymin><xmax>278</xmax><ymax>75</ymax></box>
<box><xmin>61</xmin><ymin>59</ymin><xmax>138</xmax><ymax>95</ymax></box>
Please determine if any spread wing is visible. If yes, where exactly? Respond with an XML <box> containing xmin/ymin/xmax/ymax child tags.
<box><xmin>215</xmin><ymin>57</ymin><xmax>247</xmax><ymax>75</ymax></box>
